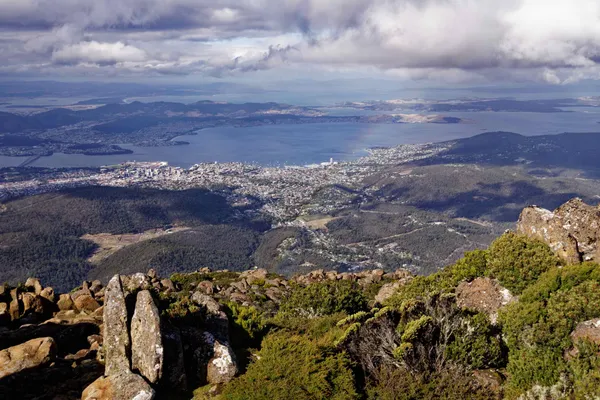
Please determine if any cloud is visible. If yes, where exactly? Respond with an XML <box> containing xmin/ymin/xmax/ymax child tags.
<box><xmin>52</xmin><ymin>41</ymin><xmax>148</xmax><ymax>65</ymax></box>
<box><xmin>1</xmin><ymin>0</ymin><xmax>600</xmax><ymax>83</ymax></box>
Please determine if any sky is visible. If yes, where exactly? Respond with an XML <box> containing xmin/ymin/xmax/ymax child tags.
<box><xmin>1</xmin><ymin>0</ymin><xmax>600</xmax><ymax>86</ymax></box>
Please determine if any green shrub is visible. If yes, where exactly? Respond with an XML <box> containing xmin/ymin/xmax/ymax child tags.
<box><xmin>386</xmin><ymin>250</ymin><xmax>489</xmax><ymax>307</ymax></box>
<box><xmin>486</xmin><ymin>232</ymin><xmax>561</xmax><ymax>294</ymax></box>
<box><xmin>500</xmin><ymin>263</ymin><xmax>600</xmax><ymax>396</ymax></box>
<box><xmin>445</xmin><ymin>313</ymin><xmax>504</xmax><ymax>370</ymax></box>
<box><xmin>400</xmin><ymin>316</ymin><xmax>433</xmax><ymax>342</ymax></box>
<box><xmin>225</xmin><ymin>302</ymin><xmax>266</xmax><ymax>340</ymax></box>
<box><xmin>366</xmin><ymin>367</ymin><xmax>500</xmax><ymax>400</ymax></box>
<box><xmin>222</xmin><ymin>332</ymin><xmax>359</xmax><ymax>400</ymax></box>
<box><xmin>280</xmin><ymin>280</ymin><xmax>368</xmax><ymax>317</ymax></box>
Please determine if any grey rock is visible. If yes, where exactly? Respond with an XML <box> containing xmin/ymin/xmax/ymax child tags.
<box><xmin>131</xmin><ymin>290</ymin><xmax>163</xmax><ymax>384</ymax></box>
<box><xmin>127</xmin><ymin>273</ymin><xmax>152</xmax><ymax>292</ymax></box>
<box><xmin>203</xmin><ymin>331</ymin><xmax>238</xmax><ymax>385</ymax></box>
<box><xmin>82</xmin><ymin>371</ymin><xmax>155</xmax><ymax>400</ymax></box>
<box><xmin>103</xmin><ymin>275</ymin><xmax>131</xmax><ymax>376</ymax></box>
<box><xmin>517</xmin><ymin>198</ymin><xmax>600</xmax><ymax>264</ymax></box>
<box><xmin>160</xmin><ymin>279</ymin><xmax>175</xmax><ymax>292</ymax></box>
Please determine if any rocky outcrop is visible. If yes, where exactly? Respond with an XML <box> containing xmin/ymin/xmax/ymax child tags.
<box><xmin>131</xmin><ymin>290</ymin><xmax>163</xmax><ymax>384</ymax></box>
<box><xmin>517</xmin><ymin>198</ymin><xmax>600</xmax><ymax>264</ymax></box>
<box><xmin>0</xmin><ymin>337</ymin><xmax>56</xmax><ymax>379</ymax></box>
<box><xmin>0</xmin><ymin>266</ymin><xmax>416</xmax><ymax>399</ymax></box>
<box><xmin>456</xmin><ymin>277</ymin><xmax>514</xmax><ymax>324</ymax></box>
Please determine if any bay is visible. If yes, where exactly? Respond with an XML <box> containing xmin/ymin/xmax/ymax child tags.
<box><xmin>2</xmin><ymin>110</ymin><xmax>600</xmax><ymax>169</ymax></box>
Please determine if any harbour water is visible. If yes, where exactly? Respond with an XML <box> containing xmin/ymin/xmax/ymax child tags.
<box><xmin>1</xmin><ymin>109</ymin><xmax>599</xmax><ymax>168</ymax></box>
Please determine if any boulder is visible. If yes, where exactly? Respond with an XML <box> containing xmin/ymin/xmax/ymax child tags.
<box><xmin>25</xmin><ymin>277</ymin><xmax>43</xmax><ymax>295</ymax></box>
<box><xmin>57</xmin><ymin>294</ymin><xmax>76</xmax><ymax>311</ymax></box>
<box><xmin>203</xmin><ymin>332</ymin><xmax>238</xmax><ymax>384</ymax></box>
<box><xmin>71</xmin><ymin>286</ymin><xmax>93</xmax><ymax>302</ymax></box>
<box><xmin>9</xmin><ymin>297</ymin><xmax>21</xmax><ymax>320</ymax></box>
<box><xmin>571</xmin><ymin>318</ymin><xmax>600</xmax><ymax>345</ymax></box>
<box><xmin>265</xmin><ymin>287</ymin><xmax>283</xmax><ymax>303</ymax></box>
<box><xmin>131</xmin><ymin>290</ymin><xmax>163</xmax><ymax>384</ymax></box>
<box><xmin>517</xmin><ymin>198</ymin><xmax>600</xmax><ymax>264</ymax></box>
<box><xmin>241</xmin><ymin>268</ymin><xmax>268</xmax><ymax>284</ymax></box>
<box><xmin>147</xmin><ymin>268</ymin><xmax>158</xmax><ymax>280</ymax></box>
<box><xmin>374</xmin><ymin>282</ymin><xmax>403</xmax><ymax>305</ymax></box>
<box><xmin>82</xmin><ymin>372</ymin><xmax>155</xmax><ymax>400</ymax></box>
<box><xmin>568</xmin><ymin>318</ymin><xmax>600</xmax><ymax>358</ymax></box>
<box><xmin>197</xmin><ymin>281</ymin><xmax>215</xmax><ymax>295</ymax></box>
<box><xmin>74</xmin><ymin>294</ymin><xmax>101</xmax><ymax>313</ymax></box>
<box><xmin>0</xmin><ymin>337</ymin><xmax>56</xmax><ymax>379</ymax></box>
<box><xmin>103</xmin><ymin>275</ymin><xmax>131</xmax><ymax>376</ymax></box>
<box><xmin>160</xmin><ymin>279</ymin><xmax>175</xmax><ymax>292</ymax></box>
<box><xmin>127</xmin><ymin>273</ymin><xmax>152</xmax><ymax>292</ymax></box>
<box><xmin>89</xmin><ymin>280</ymin><xmax>103</xmax><ymax>295</ymax></box>
<box><xmin>456</xmin><ymin>277</ymin><xmax>514</xmax><ymax>324</ymax></box>
<box><xmin>40</xmin><ymin>287</ymin><xmax>56</xmax><ymax>302</ymax></box>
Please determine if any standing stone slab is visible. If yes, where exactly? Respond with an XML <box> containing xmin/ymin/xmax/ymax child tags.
<box><xmin>103</xmin><ymin>275</ymin><xmax>130</xmax><ymax>376</ymax></box>
<box><xmin>131</xmin><ymin>290</ymin><xmax>163</xmax><ymax>383</ymax></box>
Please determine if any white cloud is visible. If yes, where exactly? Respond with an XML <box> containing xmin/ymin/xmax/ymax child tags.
<box><xmin>52</xmin><ymin>41</ymin><xmax>148</xmax><ymax>65</ymax></box>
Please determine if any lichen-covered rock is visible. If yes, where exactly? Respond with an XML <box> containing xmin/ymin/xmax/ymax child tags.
<box><xmin>127</xmin><ymin>273</ymin><xmax>152</xmax><ymax>292</ymax></box>
<box><xmin>203</xmin><ymin>332</ymin><xmax>238</xmax><ymax>385</ymax></box>
<box><xmin>456</xmin><ymin>277</ymin><xmax>514</xmax><ymax>324</ymax></box>
<box><xmin>131</xmin><ymin>290</ymin><xmax>163</xmax><ymax>384</ymax></box>
<box><xmin>517</xmin><ymin>198</ymin><xmax>600</xmax><ymax>264</ymax></box>
<box><xmin>0</xmin><ymin>337</ymin><xmax>56</xmax><ymax>379</ymax></box>
<box><xmin>103</xmin><ymin>275</ymin><xmax>130</xmax><ymax>376</ymax></box>
<box><xmin>82</xmin><ymin>372</ymin><xmax>155</xmax><ymax>400</ymax></box>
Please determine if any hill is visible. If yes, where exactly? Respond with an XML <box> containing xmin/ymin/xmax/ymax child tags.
<box><xmin>2</xmin><ymin>198</ymin><xmax>600</xmax><ymax>399</ymax></box>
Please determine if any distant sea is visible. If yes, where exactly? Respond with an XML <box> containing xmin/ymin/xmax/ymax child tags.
<box><xmin>1</xmin><ymin>107</ymin><xmax>600</xmax><ymax>169</ymax></box>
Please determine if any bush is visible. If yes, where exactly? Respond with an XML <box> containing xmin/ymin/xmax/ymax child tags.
<box><xmin>366</xmin><ymin>367</ymin><xmax>500</xmax><ymax>400</ymax></box>
<box><xmin>280</xmin><ymin>280</ymin><xmax>368</xmax><ymax>317</ymax></box>
<box><xmin>386</xmin><ymin>250</ymin><xmax>489</xmax><ymax>308</ymax></box>
<box><xmin>486</xmin><ymin>232</ymin><xmax>561</xmax><ymax>294</ymax></box>
<box><xmin>500</xmin><ymin>263</ymin><xmax>600</xmax><ymax>396</ymax></box>
<box><xmin>221</xmin><ymin>332</ymin><xmax>359</xmax><ymax>400</ymax></box>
